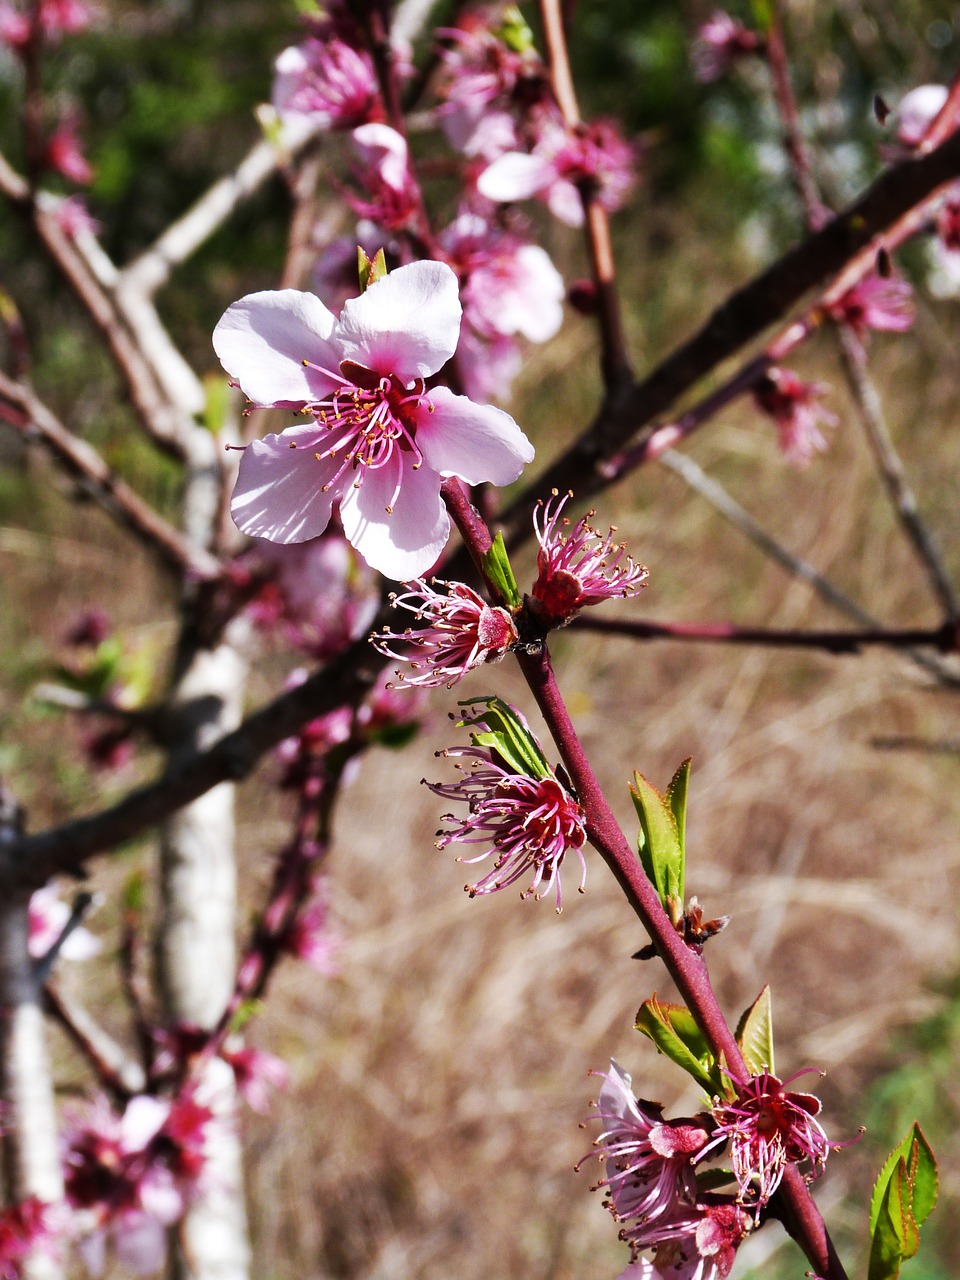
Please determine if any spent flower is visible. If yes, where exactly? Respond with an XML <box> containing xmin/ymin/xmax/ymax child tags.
<box><xmin>372</xmin><ymin>578</ymin><xmax>517</xmax><ymax>689</ymax></box>
<box><xmin>213</xmin><ymin>259</ymin><xmax>534</xmax><ymax>580</ymax></box>
<box><xmin>529</xmin><ymin>490</ymin><xmax>647</xmax><ymax>630</ymax></box>
<box><xmin>424</xmin><ymin>699</ymin><xmax>587</xmax><ymax>910</ymax></box>
<box><xmin>827</xmin><ymin>274</ymin><xmax>915</xmax><ymax>338</ymax></box>
<box><xmin>753</xmin><ymin>367</ymin><xmax>837</xmax><ymax>466</ymax></box>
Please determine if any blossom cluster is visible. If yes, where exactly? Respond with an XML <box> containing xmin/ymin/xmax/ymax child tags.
<box><xmin>585</xmin><ymin>1061</ymin><xmax>833</xmax><ymax>1278</ymax></box>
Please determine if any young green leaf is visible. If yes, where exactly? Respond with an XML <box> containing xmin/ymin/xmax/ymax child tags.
<box><xmin>358</xmin><ymin>246</ymin><xmax>388</xmax><ymax>292</ymax></box>
<box><xmin>630</xmin><ymin>770</ymin><xmax>683</xmax><ymax>904</ymax></box>
<box><xmin>867</xmin><ymin>1125</ymin><xmax>938</xmax><ymax>1280</ymax></box>
<box><xmin>635</xmin><ymin>995</ymin><xmax>721</xmax><ymax>1095</ymax></box>
<box><xmin>735</xmin><ymin>985</ymin><xmax>775</xmax><ymax>1076</ymax></box>
<box><xmin>869</xmin><ymin>1124</ymin><xmax>938</xmax><ymax>1234</ymax></box>
<box><xmin>458</xmin><ymin>696</ymin><xmax>551</xmax><ymax>779</ymax></box>
<box><xmin>666</xmin><ymin>757</ymin><xmax>691</xmax><ymax>858</ymax></box>
<box><xmin>481</xmin><ymin>531</ymin><xmax>522</xmax><ymax>609</ymax></box>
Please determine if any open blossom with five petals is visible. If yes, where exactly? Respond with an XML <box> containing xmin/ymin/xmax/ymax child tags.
<box><xmin>477</xmin><ymin>112</ymin><xmax>634</xmax><ymax>227</ymax></box>
<box><xmin>214</xmin><ymin>260</ymin><xmax>534</xmax><ymax>580</ymax></box>
<box><xmin>752</xmin><ymin>367</ymin><xmax>837</xmax><ymax>467</ymax></box>
<box><xmin>424</xmin><ymin>703</ymin><xmax>587</xmax><ymax>910</ymax></box>
<box><xmin>372</xmin><ymin>577</ymin><xmax>517</xmax><ymax>688</ymax></box>
<box><xmin>529</xmin><ymin>490</ymin><xmax>647</xmax><ymax>630</ymax></box>
<box><xmin>701</xmin><ymin>1069</ymin><xmax>830</xmax><ymax>1209</ymax></box>
<box><xmin>581</xmin><ymin>1061</ymin><xmax>709</xmax><ymax>1250</ymax></box>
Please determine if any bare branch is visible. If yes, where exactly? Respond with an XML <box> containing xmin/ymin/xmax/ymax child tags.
<box><xmin>572</xmin><ymin>615</ymin><xmax>956</xmax><ymax>653</ymax></box>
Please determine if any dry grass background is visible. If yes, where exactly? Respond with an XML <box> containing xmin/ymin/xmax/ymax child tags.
<box><xmin>3</xmin><ymin>178</ymin><xmax>960</xmax><ymax>1280</ymax></box>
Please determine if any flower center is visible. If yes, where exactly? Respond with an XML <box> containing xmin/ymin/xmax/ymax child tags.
<box><xmin>299</xmin><ymin>361</ymin><xmax>432</xmax><ymax>507</ymax></box>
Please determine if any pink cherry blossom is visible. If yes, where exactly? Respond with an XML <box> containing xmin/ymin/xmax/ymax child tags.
<box><xmin>529</xmin><ymin>490</ymin><xmax>647</xmax><ymax>630</ymax></box>
<box><xmin>691</xmin><ymin>11</ymin><xmax>761</xmax><ymax>84</ymax></box>
<box><xmin>222</xmin><ymin>1045</ymin><xmax>290</xmax><ymax>1115</ymax></box>
<box><xmin>580</xmin><ymin>1061</ymin><xmax>708</xmax><ymax>1245</ymax></box>
<box><xmin>272</xmin><ymin>37</ymin><xmax>381</xmax><ymax>129</ymax></box>
<box><xmin>701</xmin><ymin>1069</ymin><xmax>830</xmax><ymax>1209</ymax></box>
<box><xmin>425</xmin><ymin>706</ymin><xmax>587</xmax><ymax>911</ymax></box>
<box><xmin>476</xmin><ymin>113</ymin><xmax>634</xmax><ymax>228</ymax></box>
<box><xmin>372</xmin><ymin>577</ymin><xmax>517</xmax><ymax>688</ymax></box>
<box><xmin>214</xmin><ymin>260</ymin><xmax>534</xmax><ymax>580</ymax></box>
<box><xmin>0</xmin><ymin>0</ymin><xmax>91</xmax><ymax>48</ymax></box>
<box><xmin>285</xmin><ymin>880</ymin><xmax>341</xmax><ymax>975</ymax></box>
<box><xmin>54</xmin><ymin>193</ymin><xmax>100</xmax><ymax>237</ymax></box>
<box><xmin>45</xmin><ymin>115</ymin><xmax>93</xmax><ymax>185</ymax></box>
<box><xmin>752</xmin><ymin>367</ymin><xmax>837</xmax><ymax>467</ymax></box>
<box><xmin>348</xmin><ymin>123</ymin><xmax>421</xmax><ymax>230</ymax></box>
<box><xmin>439</xmin><ymin>211</ymin><xmax>565</xmax><ymax>344</ymax></box>
<box><xmin>241</xmin><ymin>532</ymin><xmax>379</xmax><ymax>659</ymax></box>
<box><xmin>0</xmin><ymin>1199</ymin><xmax>56</xmax><ymax>1279</ymax></box>
<box><xmin>827</xmin><ymin>274</ymin><xmax>915</xmax><ymax>338</ymax></box>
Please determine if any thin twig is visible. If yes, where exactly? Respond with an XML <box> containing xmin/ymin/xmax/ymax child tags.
<box><xmin>0</xmin><ymin>371</ymin><xmax>222</xmax><ymax>581</ymax></box>
<box><xmin>658</xmin><ymin>449</ymin><xmax>960</xmax><ymax>689</ymax></box>
<box><xmin>43</xmin><ymin>984</ymin><xmax>146</xmax><ymax>1098</ymax></box>
<box><xmin>571</xmin><ymin>615</ymin><xmax>955</xmax><ymax>654</ymax></box>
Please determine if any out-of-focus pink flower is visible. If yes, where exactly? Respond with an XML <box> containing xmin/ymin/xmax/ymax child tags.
<box><xmin>477</xmin><ymin>113</ymin><xmax>634</xmax><ymax>227</ymax></box>
<box><xmin>372</xmin><ymin>577</ymin><xmax>517</xmax><ymax>688</ymax></box>
<box><xmin>827</xmin><ymin>274</ymin><xmax>915</xmax><ymax>338</ymax></box>
<box><xmin>455</xmin><ymin>325</ymin><xmax>524</xmax><ymax>403</ymax></box>
<box><xmin>285</xmin><ymin>881</ymin><xmax>341</xmax><ymax>975</ymax></box>
<box><xmin>63</xmin><ymin>607</ymin><xmax>111</xmax><ymax>648</ymax></box>
<box><xmin>938</xmin><ymin>195</ymin><xmax>960</xmax><ymax>251</ymax></box>
<box><xmin>272</xmin><ymin>37</ymin><xmax>381</xmax><ymax>129</ymax></box>
<box><xmin>45</xmin><ymin>116</ymin><xmax>94</xmax><ymax>185</ymax></box>
<box><xmin>425</xmin><ymin>703</ymin><xmax>587</xmax><ymax>910</ymax></box>
<box><xmin>436</xmin><ymin>5</ymin><xmax>546</xmax><ymax>159</ymax></box>
<box><xmin>440</xmin><ymin>211</ymin><xmax>565</xmax><ymax>344</ymax></box>
<box><xmin>529</xmin><ymin>490</ymin><xmax>647</xmax><ymax>630</ymax></box>
<box><xmin>0</xmin><ymin>1198</ymin><xmax>56</xmax><ymax>1279</ymax></box>
<box><xmin>753</xmin><ymin>367</ymin><xmax>837</xmax><ymax>466</ymax></box>
<box><xmin>63</xmin><ymin>1092</ymin><xmax>214</xmax><ymax>1275</ymax></box>
<box><xmin>28</xmin><ymin>884</ymin><xmax>100</xmax><ymax>963</ymax></box>
<box><xmin>221</xmin><ymin>1045</ymin><xmax>290</xmax><ymax>1115</ymax></box>
<box><xmin>54</xmin><ymin>193</ymin><xmax>100</xmax><ymax>237</ymax></box>
<box><xmin>0</xmin><ymin>0</ymin><xmax>91</xmax><ymax>48</ymax></box>
<box><xmin>580</xmin><ymin>1061</ymin><xmax>708</xmax><ymax>1246</ymax></box>
<box><xmin>242</xmin><ymin>532</ymin><xmax>380</xmax><ymax>660</ymax></box>
<box><xmin>701</xmin><ymin>1069</ymin><xmax>830</xmax><ymax>1209</ymax></box>
<box><xmin>214</xmin><ymin>260</ymin><xmax>534</xmax><ymax>580</ymax></box>
<box><xmin>347</xmin><ymin>122</ymin><xmax>421</xmax><ymax>231</ymax></box>
<box><xmin>356</xmin><ymin>667</ymin><xmax>428</xmax><ymax>739</ymax></box>
<box><xmin>896</xmin><ymin>83</ymin><xmax>950</xmax><ymax>148</ymax></box>
<box><xmin>691</xmin><ymin>11</ymin><xmax>761</xmax><ymax>84</ymax></box>
<box><xmin>274</xmin><ymin>669</ymin><xmax>355</xmax><ymax>794</ymax></box>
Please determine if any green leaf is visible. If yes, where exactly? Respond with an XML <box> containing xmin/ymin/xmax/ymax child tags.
<box><xmin>665</xmin><ymin>757</ymin><xmax>691</xmax><ymax>861</ymax></box>
<box><xmin>358</xmin><ymin>246</ymin><xmax>387</xmax><ymax>292</ymax></box>
<box><xmin>735</xmin><ymin>985</ymin><xmax>775</xmax><ymax>1076</ymax></box>
<box><xmin>748</xmin><ymin>0</ymin><xmax>773</xmax><ymax>34</ymax></box>
<box><xmin>635</xmin><ymin>995</ymin><xmax>721</xmax><ymax>1095</ymax></box>
<box><xmin>630</xmin><ymin>770</ymin><xmax>683</xmax><ymax>904</ymax></box>
<box><xmin>497</xmin><ymin>5</ymin><xmax>535</xmax><ymax>52</ymax></box>
<box><xmin>458</xmin><ymin>696</ymin><xmax>551</xmax><ymax>779</ymax></box>
<box><xmin>867</xmin><ymin>1126</ymin><xmax>939</xmax><ymax>1280</ymax></box>
<box><xmin>122</xmin><ymin>870</ymin><xmax>147</xmax><ymax>914</ymax></box>
<box><xmin>202</xmin><ymin>372</ymin><xmax>231</xmax><ymax>434</ymax></box>
<box><xmin>481</xmin><ymin>532</ymin><xmax>521</xmax><ymax>609</ymax></box>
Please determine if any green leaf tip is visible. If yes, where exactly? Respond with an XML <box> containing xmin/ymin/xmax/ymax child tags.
<box><xmin>635</xmin><ymin>994</ymin><xmax>722</xmax><ymax>1095</ymax></box>
<box><xmin>481</xmin><ymin>532</ymin><xmax>521</xmax><ymax>609</ymax></box>
<box><xmin>868</xmin><ymin>1124</ymin><xmax>938</xmax><ymax>1280</ymax></box>
<box><xmin>457</xmin><ymin>695</ymin><xmax>551</xmax><ymax>779</ymax></box>
<box><xmin>630</xmin><ymin>768</ymin><xmax>684</xmax><ymax>906</ymax></box>
<box><xmin>358</xmin><ymin>246</ymin><xmax>388</xmax><ymax>292</ymax></box>
<box><xmin>735</xmin><ymin>985</ymin><xmax>774</xmax><ymax>1076</ymax></box>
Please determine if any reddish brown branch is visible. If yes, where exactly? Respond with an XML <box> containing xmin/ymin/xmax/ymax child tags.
<box><xmin>572</xmin><ymin>615</ymin><xmax>957</xmax><ymax>654</ymax></box>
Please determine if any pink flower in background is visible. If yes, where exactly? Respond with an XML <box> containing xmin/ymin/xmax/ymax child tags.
<box><xmin>221</xmin><ymin>1046</ymin><xmax>290</xmax><ymax>1115</ymax></box>
<box><xmin>440</xmin><ymin>211</ymin><xmax>565</xmax><ymax>344</ymax></box>
<box><xmin>691</xmin><ymin>11</ymin><xmax>761</xmax><ymax>83</ymax></box>
<box><xmin>477</xmin><ymin>113</ymin><xmax>634</xmax><ymax>227</ymax></box>
<box><xmin>272</xmin><ymin>37</ymin><xmax>381</xmax><ymax>129</ymax></box>
<box><xmin>348</xmin><ymin>123</ymin><xmax>421</xmax><ymax>230</ymax></box>
<box><xmin>372</xmin><ymin>577</ymin><xmax>517</xmax><ymax>688</ymax></box>
<box><xmin>425</xmin><ymin>706</ymin><xmax>587</xmax><ymax>910</ymax></box>
<box><xmin>285</xmin><ymin>880</ymin><xmax>342</xmax><ymax>975</ymax></box>
<box><xmin>356</xmin><ymin>667</ymin><xmax>428</xmax><ymax>738</ymax></box>
<box><xmin>214</xmin><ymin>259</ymin><xmax>534</xmax><ymax>580</ymax></box>
<box><xmin>753</xmin><ymin>367</ymin><xmax>837</xmax><ymax>466</ymax></box>
<box><xmin>581</xmin><ymin>1061</ymin><xmax>708</xmax><ymax>1243</ymax></box>
<box><xmin>703</xmin><ymin>1070</ymin><xmax>830</xmax><ymax>1208</ymax></box>
<box><xmin>827</xmin><ymin>274</ymin><xmax>915</xmax><ymax>338</ymax></box>
<box><xmin>54</xmin><ymin>194</ymin><xmax>100</xmax><ymax>238</ymax></box>
<box><xmin>63</xmin><ymin>1092</ymin><xmax>214</xmax><ymax>1275</ymax></box>
<box><xmin>436</xmin><ymin>5</ymin><xmax>545</xmax><ymax>159</ymax></box>
<box><xmin>0</xmin><ymin>1199</ymin><xmax>56</xmax><ymax>1279</ymax></box>
<box><xmin>45</xmin><ymin>116</ymin><xmax>94</xmax><ymax>185</ymax></box>
<box><xmin>28</xmin><ymin>884</ymin><xmax>100</xmax><ymax>963</ymax></box>
<box><xmin>242</xmin><ymin>532</ymin><xmax>380</xmax><ymax>659</ymax></box>
<box><xmin>0</xmin><ymin>0</ymin><xmax>91</xmax><ymax>47</ymax></box>
<box><xmin>529</xmin><ymin>490</ymin><xmax>647</xmax><ymax>630</ymax></box>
